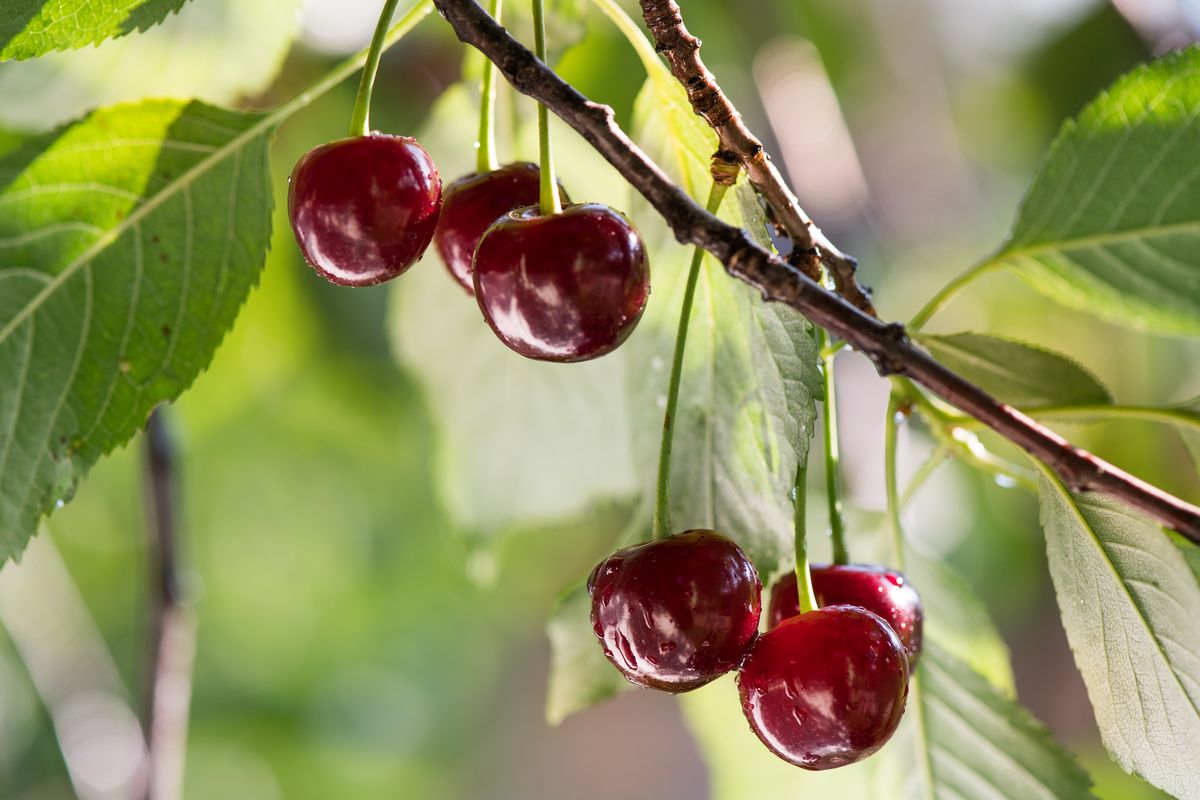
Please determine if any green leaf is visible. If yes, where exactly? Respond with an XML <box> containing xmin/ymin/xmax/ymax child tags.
<box><xmin>917</xmin><ymin>332</ymin><xmax>1111</xmax><ymax>407</ymax></box>
<box><xmin>0</xmin><ymin>99</ymin><xmax>274</xmax><ymax>562</ymax></box>
<box><xmin>0</xmin><ymin>0</ymin><xmax>188</xmax><ymax>61</ymax></box>
<box><xmin>902</xmin><ymin>542</ymin><xmax>1014</xmax><ymax>690</ymax></box>
<box><xmin>0</xmin><ymin>0</ymin><xmax>302</xmax><ymax>130</ymax></box>
<box><xmin>910</xmin><ymin>644</ymin><xmax>1095</xmax><ymax>799</ymax></box>
<box><xmin>989</xmin><ymin>46</ymin><xmax>1200</xmax><ymax>334</ymax></box>
<box><xmin>1038</xmin><ymin>472</ymin><xmax>1200</xmax><ymax>798</ymax></box>
<box><xmin>682</xmin><ymin>645</ymin><xmax>1093</xmax><ymax>799</ymax></box>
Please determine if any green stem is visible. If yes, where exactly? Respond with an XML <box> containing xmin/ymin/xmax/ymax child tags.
<box><xmin>948</xmin><ymin>403</ymin><xmax>1200</xmax><ymax>434</ymax></box>
<box><xmin>793</xmin><ymin>462</ymin><xmax>818</xmax><ymax>614</ymax></box>
<box><xmin>819</xmin><ymin>338</ymin><xmax>848</xmax><ymax>360</ymax></box>
<box><xmin>589</xmin><ymin>0</ymin><xmax>662</xmax><ymax>74</ymax></box>
<box><xmin>816</xmin><ymin>326</ymin><xmax>849</xmax><ymax>565</ymax></box>
<box><xmin>885</xmin><ymin>392</ymin><xmax>936</xmax><ymax>800</ymax></box>
<box><xmin>531</xmin><ymin>0</ymin><xmax>562</xmax><ymax>214</ymax></box>
<box><xmin>349</xmin><ymin>0</ymin><xmax>404</xmax><ymax>137</ymax></box>
<box><xmin>476</xmin><ymin>0</ymin><xmax>503</xmax><ymax>171</ymax></box>
<box><xmin>908</xmin><ymin>258</ymin><xmax>998</xmax><ymax>331</ymax></box>
<box><xmin>652</xmin><ymin>182</ymin><xmax>730</xmax><ymax>540</ymax></box>
<box><xmin>884</xmin><ymin>393</ymin><xmax>907</xmax><ymax>572</ymax></box>
<box><xmin>898</xmin><ymin>377</ymin><xmax>1040</xmax><ymax>491</ymax></box>
<box><xmin>900</xmin><ymin>444</ymin><xmax>950</xmax><ymax>508</ymax></box>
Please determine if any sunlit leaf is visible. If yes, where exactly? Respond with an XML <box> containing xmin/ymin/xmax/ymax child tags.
<box><xmin>1038</xmin><ymin>473</ymin><xmax>1200</xmax><ymax>797</ymax></box>
<box><xmin>918</xmin><ymin>332</ymin><xmax>1110</xmax><ymax>407</ymax></box>
<box><xmin>989</xmin><ymin>46</ymin><xmax>1200</xmax><ymax>334</ymax></box>
<box><xmin>0</xmin><ymin>0</ymin><xmax>188</xmax><ymax>61</ymax></box>
<box><xmin>0</xmin><ymin>0</ymin><xmax>303</xmax><ymax>130</ymax></box>
<box><xmin>0</xmin><ymin>99</ymin><xmax>274</xmax><ymax>561</ymax></box>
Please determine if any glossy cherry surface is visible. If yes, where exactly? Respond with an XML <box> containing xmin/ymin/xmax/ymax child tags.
<box><xmin>588</xmin><ymin>530</ymin><xmax>762</xmax><ymax>692</ymax></box>
<box><xmin>288</xmin><ymin>133</ymin><xmax>441</xmax><ymax>286</ymax></box>
<box><xmin>473</xmin><ymin>202</ymin><xmax>649</xmax><ymax>362</ymax></box>
<box><xmin>434</xmin><ymin>162</ymin><xmax>567</xmax><ymax>293</ymax></box>
<box><xmin>738</xmin><ymin>605</ymin><xmax>909</xmax><ymax>770</ymax></box>
<box><xmin>767</xmin><ymin>564</ymin><xmax>924</xmax><ymax>668</ymax></box>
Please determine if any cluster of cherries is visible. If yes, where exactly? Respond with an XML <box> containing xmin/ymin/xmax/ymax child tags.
<box><xmin>287</xmin><ymin>133</ymin><xmax>650</xmax><ymax>362</ymax></box>
<box><xmin>589</xmin><ymin>530</ymin><xmax>922</xmax><ymax>770</ymax></box>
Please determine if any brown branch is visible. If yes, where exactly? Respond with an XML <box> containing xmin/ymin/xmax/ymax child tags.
<box><xmin>638</xmin><ymin>0</ymin><xmax>875</xmax><ymax>316</ymax></box>
<box><xmin>142</xmin><ymin>408</ymin><xmax>196</xmax><ymax>800</ymax></box>
<box><xmin>433</xmin><ymin>0</ymin><xmax>1200</xmax><ymax>543</ymax></box>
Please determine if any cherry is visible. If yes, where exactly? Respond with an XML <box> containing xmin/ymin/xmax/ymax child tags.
<box><xmin>588</xmin><ymin>530</ymin><xmax>762</xmax><ymax>692</ymax></box>
<box><xmin>738</xmin><ymin>605</ymin><xmax>909</xmax><ymax>770</ymax></box>
<box><xmin>434</xmin><ymin>162</ymin><xmax>569</xmax><ymax>294</ymax></box>
<box><xmin>473</xmin><ymin>202</ymin><xmax>649</xmax><ymax>362</ymax></box>
<box><xmin>767</xmin><ymin>564</ymin><xmax>924</xmax><ymax>668</ymax></box>
<box><xmin>288</xmin><ymin>133</ymin><xmax>442</xmax><ymax>287</ymax></box>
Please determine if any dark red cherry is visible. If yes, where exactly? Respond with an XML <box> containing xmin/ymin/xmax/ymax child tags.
<box><xmin>588</xmin><ymin>530</ymin><xmax>762</xmax><ymax>692</ymax></box>
<box><xmin>288</xmin><ymin>133</ymin><xmax>441</xmax><ymax>286</ymax></box>
<box><xmin>767</xmin><ymin>564</ymin><xmax>924</xmax><ymax>668</ymax></box>
<box><xmin>434</xmin><ymin>162</ymin><xmax>568</xmax><ymax>294</ymax></box>
<box><xmin>472</xmin><ymin>202</ymin><xmax>649</xmax><ymax>362</ymax></box>
<box><xmin>738</xmin><ymin>605</ymin><xmax>909</xmax><ymax>770</ymax></box>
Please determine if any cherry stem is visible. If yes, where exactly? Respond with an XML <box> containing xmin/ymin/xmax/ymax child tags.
<box><xmin>349</xmin><ymin>0</ymin><xmax>403</xmax><ymax>137</ymax></box>
<box><xmin>816</xmin><ymin>324</ymin><xmax>849</xmax><ymax>565</ymax></box>
<box><xmin>652</xmin><ymin>180</ymin><xmax>730</xmax><ymax>541</ymax></box>
<box><xmin>476</xmin><ymin>0</ymin><xmax>503</xmax><ymax>172</ymax></box>
<box><xmin>884</xmin><ymin>393</ymin><xmax>909</xmax><ymax>572</ymax></box>
<box><xmin>908</xmin><ymin>257</ymin><xmax>997</xmax><ymax>330</ymax></box>
<box><xmin>531</xmin><ymin>0</ymin><xmax>562</xmax><ymax>214</ymax></box>
<box><xmin>793</xmin><ymin>462</ymin><xmax>818</xmax><ymax>614</ymax></box>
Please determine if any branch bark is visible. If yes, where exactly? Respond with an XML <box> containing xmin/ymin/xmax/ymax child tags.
<box><xmin>638</xmin><ymin>0</ymin><xmax>874</xmax><ymax>316</ymax></box>
<box><xmin>142</xmin><ymin>408</ymin><xmax>196</xmax><ymax>800</ymax></box>
<box><xmin>431</xmin><ymin>0</ymin><xmax>1200</xmax><ymax>544</ymax></box>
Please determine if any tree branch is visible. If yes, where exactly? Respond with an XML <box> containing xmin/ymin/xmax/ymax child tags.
<box><xmin>638</xmin><ymin>0</ymin><xmax>874</xmax><ymax>316</ymax></box>
<box><xmin>142</xmin><ymin>408</ymin><xmax>196</xmax><ymax>800</ymax></box>
<box><xmin>430</xmin><ymin>0</ymin><xmax>1200</xmax><ymax>544</ymax></box>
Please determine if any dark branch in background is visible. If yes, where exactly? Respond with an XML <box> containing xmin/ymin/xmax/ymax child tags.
<box><xmin>432</xmin><ymin>0</ymin><xmax>1200</xmax><ymax>543</ymax></box>
<box><xmin>638</xmin><ymin>0</ymin><xmax>875</xmax><ymax>316</ymax></box>
<box><xmin>142</xmin><ymin>408</ymin><xmax>196</xmax><ymax>800</ymax></box>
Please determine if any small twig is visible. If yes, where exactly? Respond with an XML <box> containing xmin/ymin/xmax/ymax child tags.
<box><xmin>638</xmin><ymin>0</ymin><xmax>875</xmax><ymax>316</ymax></box>
<box><xmin>142</xmin><ymin>408</ymin><xmax>196</xmax><ymax>800</ymax></box>
<box><xmin>432</xmin><ymin>0</ymin><xmax>1200</xmax><ymax>543</ymax></box>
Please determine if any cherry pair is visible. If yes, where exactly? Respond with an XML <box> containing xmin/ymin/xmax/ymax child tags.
<box><xmin>288</xmin><ymin>136</ymin><xmax>649</xmax><ymax>363</ymax></box>
<box><xmin>588</xmin><ymin>530</ymin><xmax>922</xmax><ymax>770</ymax></box>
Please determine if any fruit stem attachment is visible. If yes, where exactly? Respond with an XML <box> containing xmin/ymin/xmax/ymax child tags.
<box><xmin>349</xmin><ymin>0</ymin><xmax>403</xmax><ymax>137</ymax></box>
<box><xmin>476</xmin><ymin>0</ymin><xmax>503</xmax><ymax>172</ymax></box>
<box><xmin>652</xmin><ymin>163</ymin><xmax>736</xmax><ymax>541</ymax></box>
<box><xmin>531</xmin><ymin>0</ymin><xmax>562</xmax><ymax>214</ymax></box>
<box><xmin>816</xmin><ymin>324</ymin><xmax>849</xmax><ymax>565</ymax></box>
<box><xmin>792</xmin><ymin>462</ymin><xmax>819</xmax><ymax>614</ymax></box>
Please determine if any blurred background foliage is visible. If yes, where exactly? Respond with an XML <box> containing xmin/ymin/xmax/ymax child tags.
<box><xmin>1</xmin><ymin>0</ymin><xmax>1198</xmax><ymax>797</ymax></box>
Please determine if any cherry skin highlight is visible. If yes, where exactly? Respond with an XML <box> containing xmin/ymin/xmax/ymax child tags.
<box><xmin>434</xmin><ymin>162</ymin><xmax>567</xmax><ymax>294</ymax></box>
<box><xmin>588</xmin><ymin>530</ymin><xmax>762</xmax><ymax>692</ymax></box>
<box><xmin>473</xmin><ymin>202</ymin><xmax>649</xmax><ymax>362</ymax></box>
<box><xmin>288</xmin><ymin>133</ymin><xmax>442</xmax><ymax>287</ymax></box>
<box><xmin>767</xmin><ymin>564</ymin><xmax>924</xmax><ymax>668</ymax></box>
<box><xmin>738</xmin><ymin>605</ymin><xmax>909</xmax><ymax>770</ymax></box>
